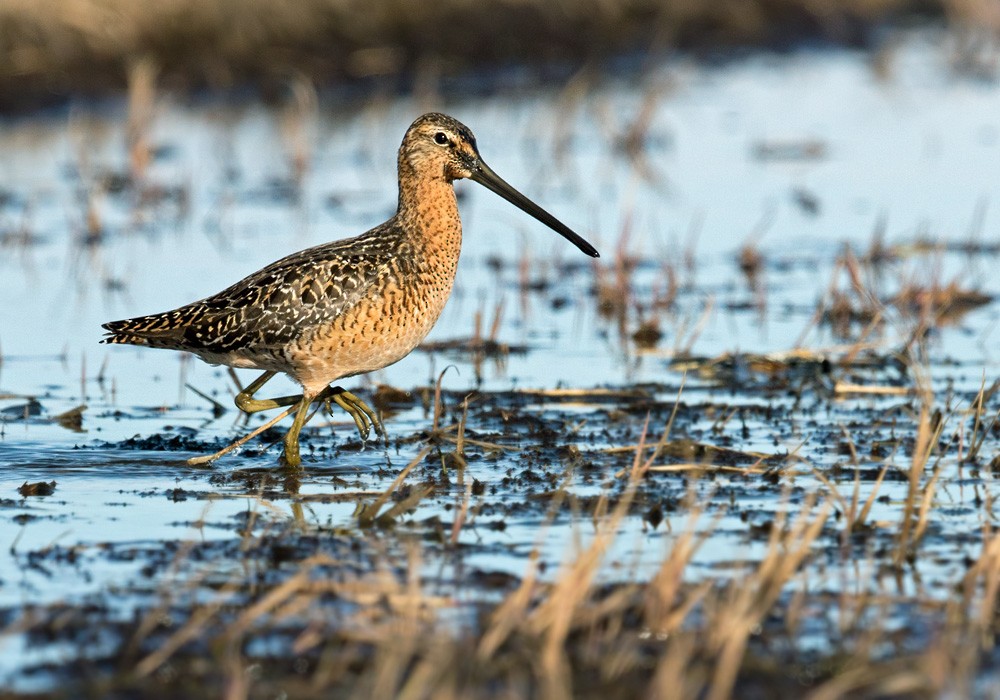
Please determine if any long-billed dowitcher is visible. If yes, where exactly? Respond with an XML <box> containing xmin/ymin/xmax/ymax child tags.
<box><xmin>102</xmin><ymin>113</ymin><xmax>599</xmax><ymax>467</ymax></box>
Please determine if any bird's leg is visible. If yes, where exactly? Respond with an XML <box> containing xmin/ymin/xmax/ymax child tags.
<box><xmin>187</xmin><ymin>403</ymin><xmax>297</xmax><ymax>467</ymax></box>
<box><xmin>234</xmin><ymin>370</ymin><xmax>305</xmax><ymax>414</ymax></box>
<box><xmin>324</xmin><ymin>386</ymin><xmax>385</xmax><ymax>442</ymax></box>
<box><xmin>281</xmin><ymin>393</ymin><xmax>315</xmax><ymax>469</ymax></box>
<box><xmin>279</xmin><ymin>387</ymin><xmax>380</xmax><ymax>468</ymax></box>
<box><xmin>223</xmin><ymin>372</ymin><xmax>383</xmax><ymax>466</ymax></box>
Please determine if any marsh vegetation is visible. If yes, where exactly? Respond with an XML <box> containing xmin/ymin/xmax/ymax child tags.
<box><xmin>2</xmin><ymin>7</ymin><xmax>1000</xmax><ymax>699</ymax></box>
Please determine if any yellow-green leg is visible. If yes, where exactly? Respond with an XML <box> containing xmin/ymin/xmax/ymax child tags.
<box><xmin>231</xmin><ymin>371</ymin><xmax>385</xmax><ymax>465</ymax></box>
<box><xmin>234</xmin><ymin>370</ymin><xmax>304</xmax><ymax>414</ymax></box>
<box><xmin>281</xmin><ymin>393</ymin><xmax>314</xmax><ymax>468</ymax></box>
<box><xmin>326</xmin><ymin>385</ymin><xmax>385</xmax><ymax>441</ymax></box>
<box><xmin>281</xmin><ymin>385</ymin><xmax>385</xmax><ymax>467</ymax></box>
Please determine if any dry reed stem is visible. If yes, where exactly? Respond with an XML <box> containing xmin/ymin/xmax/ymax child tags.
<box><xmin>841</xmin><ymin>308</ymin><xmax>887</xmax><ymax>365</ymax></box>
<box><xmin>378</xmin><ymin>485</ymin><xmax>435</xmax><ymax>523</ymax></box>
<box><xmin>358</xmin><ymin>446</ymin><xmax>431</xmax><ymax>526</ymax></box>
<box><xmin>452</xmin><ymin>394</ymin><xmax>468</xmax><ymax>462</ymax></box>
<box><xmin>431</xmin><ymin>366</ymin><xmax>454</xmax><ymax>433</ymax></box>
<box><xmin>280</xmin><ymin>73</ymin><xmax>318</xmax><ymax>184</ymax></box>
<box><xmin>705</xmin><ymin>491</ymin><xmax>832</xmax><ymax>700</ymax></box>
<box><xmin>646</xmin><ymin>463</ymin><xmax>767</xmax><ymax>474</ymax></box>
<box><xmin>966</xmin><ymin>375</ymin><xmax>999</xmax><ymax>461</ymax></box>
<box><xmin>488</xmin><ymin>299</ymin><xmax>504</xmax><ymax>343</ymax></box>
<box><xmin>854</xmin><ymin>461</ymin><xmax>891</xmax><ymax>525</ymax></box>
<box><xmin>450</xmin><ymin>478</ymin><xmax>473</xmax><ymax>546</ymax></box>
<box><xmin>896</xmin><ymin>401</ymin><xmax>947</xmax><ymax>562</ymax></box>
<box><xmin>678</xmin><ymin>294</ymin><xmax>715</xmax><ymax>356</ymax></box>
<box><xmin>833</xmin><ymin>381</ymin><xmax>912</xmax><ymax>396</ymax></box>
<box><xmin>185</xmin><ymin>382</ymin><xmax>227</xmax><ymax>416</ymax></box>
<box><xmin>187</xmin><ymin>403</ymin><xmax>297</xmax><ymax>465</ymax></box>
<box><xmin>126</xmin><ymin>56</ymin><xmax>158</xmax><ymax>180</ymax></box>
<box><xmin>530</xmin><ymin>415</ymin><xmax>654</xmax><ymax>698</ymax></box>
<box><xmin>841</xmin><ymin>423</ymin><xmax>862</xmax><ymax>521</ymax></box>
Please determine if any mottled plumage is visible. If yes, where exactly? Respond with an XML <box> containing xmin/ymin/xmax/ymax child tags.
<box><xmin>102</xmin><ymin>113</ymin><xmax>599</xmax><ymax>467</ymax></box>
<box><xmin>104</xmin><ymin>231</ymin><xmax>423</xmax><ymax>388</ymax></box>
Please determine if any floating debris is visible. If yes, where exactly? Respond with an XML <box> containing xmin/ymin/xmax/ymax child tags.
<box><xmin>791</xmin><ymin>186</ymin><xmax>821</xmax><ymax>215</ymax></box>
<box><xmin>53</xmin><ymin>405</ymin><xmax>86</xmax><ymax>432</ymax></box>
<box><xmin>891</xmin><ymin>282</ymin><xmax>993</xmax><ymax>321</ymax></box>
<box><xmin>18</xmin><ymin>481</ymin><xmax>56</xmax><ymax>497</ymax></box>
<box><xmin>1</xmin><ymin>398</ymin><xmax>42</xmax><ymax>419</ymax></box>
<box><xmin>631</xmin><ymin>320</ymin><xmax>663</xmax><ymax>349</ymax></box>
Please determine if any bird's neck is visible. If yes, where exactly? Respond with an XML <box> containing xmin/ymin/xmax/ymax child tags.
<box><xmin>396</xmin><ymin>167</ymin><xmax>463</xmax><ymax>261</ymax></box>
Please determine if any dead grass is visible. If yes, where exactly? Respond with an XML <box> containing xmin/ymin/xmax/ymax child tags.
<box><xmin>7</xmin><ymin>289</ymin><xmax>992</xmax><ymax>689</ymax></box>
<box><xmin>110</xmin><ymin>419</ymin><xmax>838</xmax><ymax>700</ymax></box>
<box><xmin>5</xmin><ymin>353</ymin><xmax>1000</xmax><ymax>699</ymax></box>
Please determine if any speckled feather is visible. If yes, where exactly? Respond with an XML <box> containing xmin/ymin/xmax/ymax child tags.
<box><xmin>102</xmin><ymin>112</ymin><xmax>596</xmax><ymax>400</ymax></box>
<box><xmin>103</xmin><ymin>231</ymin><xmax>410</xmax><ymax>360</ymax></box>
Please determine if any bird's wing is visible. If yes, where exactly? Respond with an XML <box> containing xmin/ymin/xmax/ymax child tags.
<box><xmin>101</xmin><ymin>233</ymin><xmax>397</xmax><ymax>354</ymax></box>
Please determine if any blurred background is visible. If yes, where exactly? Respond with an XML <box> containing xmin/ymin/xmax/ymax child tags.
<box><xmin>1</xmin><ymin>0</ymin><xmax>998</xmax><ymax>111</ymax></box>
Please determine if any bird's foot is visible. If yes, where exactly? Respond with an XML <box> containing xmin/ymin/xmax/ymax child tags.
<box><xmin>324</xmin><ymin>387</ymin><xmax>385</xmax><ymax>443</ymax></box>
<box><xmin>281</xmin><ymin>436</ymin><xmax>303</xmax><ymax>469</ymax></box>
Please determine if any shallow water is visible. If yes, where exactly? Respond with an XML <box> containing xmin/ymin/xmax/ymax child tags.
<box><xmin>1</xmin><ymin>31</ymin><xmax>999</xmax><ymax>691</ymax></box>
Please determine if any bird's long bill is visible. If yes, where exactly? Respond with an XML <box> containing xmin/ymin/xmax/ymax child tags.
<box><xmin>470</xmin><ymin>160</ymin><xmax>600</xmax><ymax>258</ymax></box>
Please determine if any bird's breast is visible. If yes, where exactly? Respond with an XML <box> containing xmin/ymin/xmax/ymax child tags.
<box><xmin>290</xmin><ymin>248</ymin><xmax>460</xmax><ymax>393</ymax></box>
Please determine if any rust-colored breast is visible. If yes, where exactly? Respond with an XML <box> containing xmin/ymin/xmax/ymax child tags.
<box><xmin>289</xmin><ymin>265</ymin><xmax>454</xmax><ymax>394</ymax></box>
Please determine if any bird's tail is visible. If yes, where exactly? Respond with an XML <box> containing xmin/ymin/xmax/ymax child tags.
<box><xmin>101</xmin><ymin>331</ymin><xmax>150</xmax><ymax>346</ymax></box>
<box><xmin>101</xmin><ymin>316</ymin><xmax>176</xmax><ymax>347</ymax></box>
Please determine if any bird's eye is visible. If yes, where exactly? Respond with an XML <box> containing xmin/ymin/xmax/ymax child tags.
<box><xmin>434</xmin><ymin>132</ymin><xmax>449</xmax><ymax>145</ymax></box>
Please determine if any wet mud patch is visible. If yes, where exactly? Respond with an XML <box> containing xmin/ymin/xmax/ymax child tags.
<box><xmin>4</xmin><ymin>354</ymin><xmax>999</xmax><ymax>697</ymax></box>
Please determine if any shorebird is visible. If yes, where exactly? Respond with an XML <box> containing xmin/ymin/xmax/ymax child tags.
<box><xmin>102</xmin><ymin>113</ymin><xmax>599</xmax><ymax>467</ymax></box>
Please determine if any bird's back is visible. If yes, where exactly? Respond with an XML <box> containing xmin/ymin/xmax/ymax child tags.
<box><xmin>101</xmin><ymin>224</ymin><xmax>410</xmax><ymax>369</ymax></box>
